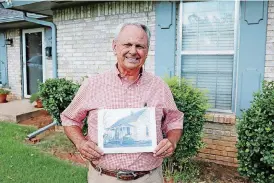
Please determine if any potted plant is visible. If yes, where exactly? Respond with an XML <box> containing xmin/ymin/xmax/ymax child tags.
<box><xmin>0</xmin><ymin>88</ymin><xmax>10</xmax><ymax>103</ymax></box>
<box><xmin>29</xmin><ymin>92</ymin><xmax>43</xmax><ymax>108</ymax></box>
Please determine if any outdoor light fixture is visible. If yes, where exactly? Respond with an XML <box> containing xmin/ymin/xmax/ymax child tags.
<box><xmin>45</xmin><ymin>46</ymin><xmax>52</xmax><ymax>57</ymax></box>
<box><xmin>5</xmin><ymin>38</ymin><xmax>13</xmax><ymax>46</ymax></box>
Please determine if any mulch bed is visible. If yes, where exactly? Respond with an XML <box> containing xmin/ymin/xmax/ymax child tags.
<box><xmin>19</xmin><ymin>110</ymin><xmax>53</xmax><ymax>128</ymax></box>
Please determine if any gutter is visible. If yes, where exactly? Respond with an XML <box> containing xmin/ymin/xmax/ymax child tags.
<box><xmin>21</xmin><ymin>12</ymin><xmax>58</xmax><ymax>139</ymax></box>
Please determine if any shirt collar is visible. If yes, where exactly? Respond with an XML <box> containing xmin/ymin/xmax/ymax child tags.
<box><xmin>113</xmin><ymin>64</ymin><xmax>144</xmax><ymax>85</ymax></box>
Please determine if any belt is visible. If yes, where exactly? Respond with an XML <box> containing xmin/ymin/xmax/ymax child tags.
<box><xmin>90</xmin><ymin>162</ymin><xmax>151</xmax><ymax>181</ymax></box>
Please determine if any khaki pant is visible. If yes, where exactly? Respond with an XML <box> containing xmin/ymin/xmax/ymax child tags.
<box><xmin>88</xmin><ymin>163</ymin><xmax>164</xmax><ymax>183</ymax></box>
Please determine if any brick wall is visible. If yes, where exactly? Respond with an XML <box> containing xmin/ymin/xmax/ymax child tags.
<box><xmin>6</xmin><ymin>29</ymin><xmax>22</xmax><ymax>100</ymax></box>
<box><xmin>197</xmin><ymin>113</ymin><xmax>238</xmax><ymax>167</ymax></box>
<box><xmin>265</xmin><ymin>1</ymin><xmax>274</xmax><ymax>81</ymax></box>
<box><xmin>53</xmin><ymin>2</ymin><xmax>156</xmax><ymax>82</ymax></box>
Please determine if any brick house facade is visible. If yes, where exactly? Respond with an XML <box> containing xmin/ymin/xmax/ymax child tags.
<box><xmin>6</xmin><ymin>29</ymin><xmax>22</xmax><ymax>99</ymax></box>
<box><xmin>0</xmin><ymin>1</ymin><xmax>273</xmax><ymax>167</ymax></box>
<box><xmin>53</xmin><ymin>2</ymin><xmax>155</xmax><ymax>82</ymax></box>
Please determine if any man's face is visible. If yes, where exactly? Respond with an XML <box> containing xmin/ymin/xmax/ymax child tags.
<box><xmin>113</xmin><ymin>25</ymin><xmax>149</xmax><ymax>72</ymax></box>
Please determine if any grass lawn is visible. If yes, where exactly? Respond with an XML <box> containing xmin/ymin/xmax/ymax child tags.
<box><xmin>0</xmin><ymin>122</ymin><xmax>87</xmax><ymax>183</ymax></box>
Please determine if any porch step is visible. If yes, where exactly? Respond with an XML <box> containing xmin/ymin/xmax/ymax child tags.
<box><xmin>0</xmin><ymin>99</ymin><xmax>45</xmax><ymax>123</ymax></box>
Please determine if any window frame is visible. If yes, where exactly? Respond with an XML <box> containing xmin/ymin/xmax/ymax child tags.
<box><xmin>176</xmin><ymin>0</ymin><xmax>240</xmax><ymax>113</ymax></box>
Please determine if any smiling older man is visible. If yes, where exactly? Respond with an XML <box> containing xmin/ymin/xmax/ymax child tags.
<box><xmin>61</xmin><ymin>22</ymin><xmax>183</xmax><ymax>183</ymax></box>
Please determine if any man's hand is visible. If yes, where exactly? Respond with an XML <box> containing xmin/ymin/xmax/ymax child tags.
<box><xmin>77</xmin><ymin>139</ymin><xmax>104</xmax><ymax>161</ymax></box>
<box><xmin>153</xmin><ymin>129</ymin><xmax>182</xmax><ymax>158</ymax></box>
<box><xmin>153</xmin><ymin>138</ymin><xmax>176</xmax><ymax>158</ymax></box>
<box><xmin>63</xmin><ymin>126</ymin><xmax>104</xmax><ymax>161</ymax></box>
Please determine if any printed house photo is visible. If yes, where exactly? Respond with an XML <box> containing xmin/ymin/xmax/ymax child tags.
<box><xmin>98</xmin><ymin>108</ymin><xmax>157</xmax><ymax>153</ymax></box>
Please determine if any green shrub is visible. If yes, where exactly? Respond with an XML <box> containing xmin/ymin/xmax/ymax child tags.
<box><xmin>29</xmin><ymin>92</ymin><xmax>40</xmax><ymax>103</ymax></box>
<box><xmin>38</xmin><ymin>78</ymin><xmax>80</xmax><ymax>124</ymax></box>
<box><xmin>0</xmin><ymin>88</ymin><xmax>10</xmax><ymax>95</ymax></box>
<box><xmin>163</xmin><ymin>77</ymin><xmax>208</xmax><ymax>181</ymax></box>
<box><xmin>236</xmin><ymin>81</ymin><xmax>274</xmax><ymax>183</ymax></box>
<box><xmin>165</xmin><ymin>77</ymin><xmax>208</xmax><ymax>160</ymax></box>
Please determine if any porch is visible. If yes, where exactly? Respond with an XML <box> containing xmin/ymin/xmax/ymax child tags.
<box><xmin>0</xmin><ymin>99</ymin><xmax>47</xmax><ymax>123</ymax></box>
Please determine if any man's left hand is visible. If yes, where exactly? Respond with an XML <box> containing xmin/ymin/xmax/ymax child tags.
<box><xmin>153</xmin><ymin>138</ymin><xmax>176</xmax><ymax>158</ymax></box>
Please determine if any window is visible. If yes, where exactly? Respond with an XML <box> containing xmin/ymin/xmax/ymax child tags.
<box><xmin>180</xmin><ymin>1</ymin><xmax>236</xmax><ymax>111</ymax></box>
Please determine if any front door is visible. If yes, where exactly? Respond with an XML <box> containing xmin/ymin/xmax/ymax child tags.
<box><xmin>22</xmin><ymin>28</ymin><xmax>45</xmax><ymax>98</ymax></box>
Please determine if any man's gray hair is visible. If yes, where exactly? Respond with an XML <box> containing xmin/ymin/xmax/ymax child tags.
<box><xmin>114</xmin><ymin>22</ymin><xmax>151</xmax><ymax>47</ymax></box>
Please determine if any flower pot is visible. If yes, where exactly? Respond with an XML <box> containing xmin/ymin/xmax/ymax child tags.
<box><xmin>164</xmin><ymin>177</ymin><xmax>174</xmax><ymax>183</ymax></box>
<box><xmin>0</xmin><ymin>94</ymin><xmax>8</xmax><ymax>103</ymax></box>
<box><xmin>35</xmin><ymin>99</ymin><xmax>43</xmax><ymax>108</ymax></box>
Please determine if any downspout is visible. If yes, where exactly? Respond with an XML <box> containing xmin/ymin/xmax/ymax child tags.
<box><xmin>27</xmin><ymin>120</ymin><xmax>58</xmax><ymax>139</ymax></box>
<box><xmin>22</xmin><ymin>12</ymin><xmax>58</xmax><ymax>139</ymax></box>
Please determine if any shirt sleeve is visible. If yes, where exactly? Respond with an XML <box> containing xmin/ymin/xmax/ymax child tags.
<box><xmin>60</xmin><ymin>78</ymin><xmax>92</xmax><ymax>128</ymax></box>
<box><xmin>161</xmin><ymin>83</ymin><xmax>184</xmax><ymax>134</ymax></box>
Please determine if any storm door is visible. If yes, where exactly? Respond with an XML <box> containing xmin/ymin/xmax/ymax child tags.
<box><xmin>22</xmin><ymin>28</ymin><xmax>45</xmax><ymax>97</ymax></box>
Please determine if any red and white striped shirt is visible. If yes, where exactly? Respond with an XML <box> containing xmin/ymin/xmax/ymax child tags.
<box><xmin>61</xmin><ymin>67</ymin><xmax>183</xmax><ymax>171</ymax></box>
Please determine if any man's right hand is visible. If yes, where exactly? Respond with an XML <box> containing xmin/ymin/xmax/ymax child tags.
<box><xmin>76</xmin><ymin>139</ymin><xmax>104</xmax><ymax>161</ymax></box>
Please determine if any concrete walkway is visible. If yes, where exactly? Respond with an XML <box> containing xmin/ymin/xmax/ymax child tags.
<box><xmin>0</xmin><ymin>99</ymin><xmax>44</xmax><ymax>123</ymax></box>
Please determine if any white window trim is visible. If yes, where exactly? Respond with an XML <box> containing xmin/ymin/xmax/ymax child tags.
<box><xmin>176</xmin><ymin>1</ymin><xmax>183</xmax><ymax>79</ymax></box>
<box><xmin>181</xmin><ymin>50</ymin><xmax>234</xmax><ymax>55</ymax></box>
<box><xmin>176</xmin><ymin>0</ymin><xmax>240</xmax><ymax>113</ymax></box>
<box><xmin>233</xmin><ymin>0</ymin><xmax>241</xmax><ymax>114</ymax></box>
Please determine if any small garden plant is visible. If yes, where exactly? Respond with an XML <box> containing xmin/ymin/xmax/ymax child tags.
<box><xmin>0</xmin><ymin>88</ymin><xmax>11</xmax><ymax>103</ymax></box>
<box><xmin>0</xmin><ymin>88</ymin><xmax>10</xmax><ymax>95</ymax></box>
<box><xmin>236</xmin><ymin>81</ymin><xmax>274</xmax><ymax>183</ymax></box>
<box><xmin>29</xmin><ymin>92</ymin><xmax>40</xmax><ymax>103</ymax></box>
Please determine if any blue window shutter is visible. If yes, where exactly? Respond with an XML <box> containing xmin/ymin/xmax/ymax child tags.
<box><xmin>236</xmin><ymin>1</ymin><xmax>268</xmax><ymax>116</ymax></box>
<box><xmin>155</xmin><ymin>2</ymin><xmax>176</xmax><ymax>78</ymax></box>
<box><xmin>0</xmin><ymin>32</ymin><xmax>8</xmax><ymax>86</ymax></box>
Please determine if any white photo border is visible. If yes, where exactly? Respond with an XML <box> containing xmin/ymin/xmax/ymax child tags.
<box><xmin>98</xmin><ymin>107</ymin><xmax>157</xmax><ymax>154</ymax></box>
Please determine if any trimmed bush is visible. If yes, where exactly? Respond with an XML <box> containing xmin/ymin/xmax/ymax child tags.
<box><xmin>236</xmin><ymin>81</ymin><xmax>274</xmax><ymax>183</ymax></box>
<box><xmin>165</xmin><ymin>77</ymin><xmax>208</xmax><ymax>160</ymax></box>
<box><xmin>38</xmin><ymin>78</ymin><xmax>80</xmax><ymax>124</ymax></box>
<box><xmin>163</xmin><ymin>77</ymin><xmax>208</xmax><ymax>181</ymax></box>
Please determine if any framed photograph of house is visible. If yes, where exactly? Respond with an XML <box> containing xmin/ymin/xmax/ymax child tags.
<box><xmin>98</xmin><ymin>107</ymin><xmax>157</xmax><ymax>154</ymax></box>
